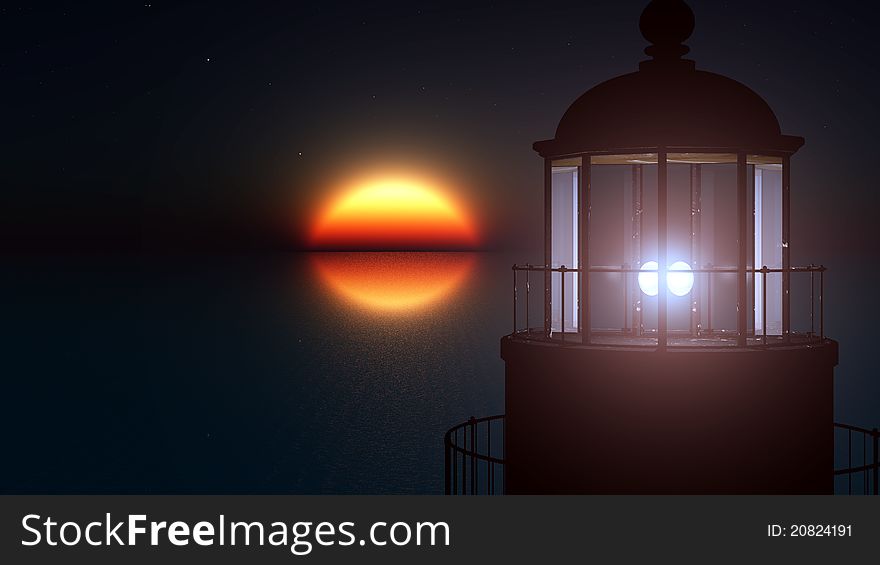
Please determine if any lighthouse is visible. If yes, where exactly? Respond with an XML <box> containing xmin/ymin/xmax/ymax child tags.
<box><xmin>445</xmin><ymin>0</ymin><xmax>841</xmax><ymax>494</ymax></box>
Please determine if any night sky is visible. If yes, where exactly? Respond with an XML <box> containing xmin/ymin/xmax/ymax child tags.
<box><xmin>3</xmin><ymin>0</ymin><xmax>878</xmax><ymax>259</ymax></box>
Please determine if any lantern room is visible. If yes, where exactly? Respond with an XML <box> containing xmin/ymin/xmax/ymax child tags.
<box><xmin>535</xmin><ymin>0</ymin><xmax>807</xmax><ymax>346</ymax></box>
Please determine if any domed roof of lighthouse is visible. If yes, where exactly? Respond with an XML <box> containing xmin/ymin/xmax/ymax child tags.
<box><xmin>533</xmin><ymin>0</ymin><xmax>804</xmax><ymax>157</ymax></box>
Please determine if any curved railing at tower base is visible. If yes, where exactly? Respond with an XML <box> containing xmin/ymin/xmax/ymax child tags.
<box><xmin>444</xmin><ymin>415</ymin><xmax>505</xmax><ymax>495</ymax></box>
<box><xmin>444</xmin><ymin>417</ymin><xmax>878</xmax><ymax>495</ymax></box>
<box><xmin>834</xmin><ymin>423</ymin><xmax>880</xmax><ymax>495</ymax></box>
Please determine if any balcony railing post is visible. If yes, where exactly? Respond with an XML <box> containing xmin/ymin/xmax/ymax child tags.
<box><xmin>707</xmin><ymin>266</ymin><xmax>712</xmax><ymax>334</ymax></box>
<box><xmin>453</xmin><ymin>429</ymin><xmax>458</xmax><ymax>494</ymax></box>
<box><xmin>874</xmin><ymin>428</ymin><xmax>878</xmax><ymax>496</ymax></box>
<box><xmin>810</xmin><ymin>270</ymin><xmax>815</xmax><ymax>337</ymax></box>
<box><xmin>623</xmin><ymin>266</ymin><xmax>629</xmax><ymax>334</ymax></box>
<box><xmin>820</xmin><ymin>268</ymin><xmax>825</xmax><ymax>341</ymax></box>
<box><xmin>525</xmin><ymin>266</ymin><xmax>531</xmax><ymax>334</ymax></box>
<box><xmin>560</xmin><ymin>266</ymin><xmax>566</xmax><ymax>342</ymax></box>
<box><xmin>487</xmin><ymin>419</ymin><xmax>492</xmax><ymax>494</ymax></box>
<box><xmin>849</xmin><ymin>429</ymin><xmax>852</xmax><ymax>495</ymax></box>
<box><xmin>762</xmin><ymin>267</ymin><xmax>767</xmax><ymax>345</ymax></box>
<box><xmin>444</xmin><ymin>432</ymin><xmax>451</xmax><ymax>495</ymax></box>
<box><xmin>512</xmin><ymin>266</ymin><xmax>517</xmax><ymax>335</ymax></box>
<box><xmin>469</xmin><ymin>416</ymin><xmax>476</xmax><ymax>495</ymax></box>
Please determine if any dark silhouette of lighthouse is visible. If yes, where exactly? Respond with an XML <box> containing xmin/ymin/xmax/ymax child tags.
<box><xmin>445</xmin><ymin>0</ymin><xmax>843</xmax><ymax>494</ymax></box>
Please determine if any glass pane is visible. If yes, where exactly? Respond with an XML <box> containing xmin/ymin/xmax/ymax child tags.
<box><xmin>666</xmin><ymin>162</ymin><xmax>694</xmax><ymax>332</ymax></box>
<box><xmin>590</xmin><ymin>155</ymin><xmax>658</xmax><ymax>338</ymax></box>
<box><xmin>753</xmin><ymin>160</ymin><xmax>783</xmax><ymax>335</ymax></box>
<box><xmin>551</xmin><ymin>160</ymin><xmax>579</xmax><ymax>333</ymax></box>
<box><xmin>696</xmin><ymin>158</ymin><xmax>739</xmax><ymax>335</ymax></box>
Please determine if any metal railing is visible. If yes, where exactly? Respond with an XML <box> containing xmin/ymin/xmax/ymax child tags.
<box><xmin>444</xmin><ymin>416</ymin><xmax>877</xmax><ymax>495</ymax></box>
<box><xmin>834</xmin><ymin>423</ymin><xmax>880</xmax><ymax>495</ymax></box>
<box><xmin>444</xmin><ymin>415</ymin><xmax>504</xmax><ymax>495</ymax></box>
<box><xmin>511</xmin><ymin>264</ymin><xmax>827</xmax><ymax>347</ymax></box>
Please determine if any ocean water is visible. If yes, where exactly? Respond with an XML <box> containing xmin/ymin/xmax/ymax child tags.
<box><xmin>1</xmin><ymin>252</ymin><xmax>511</xmax><ymax>493</ymax></box>
<box><xmin>2</xmin><ymin>253</ymin><xmax>875</xmax><ymax>493</ymax></box>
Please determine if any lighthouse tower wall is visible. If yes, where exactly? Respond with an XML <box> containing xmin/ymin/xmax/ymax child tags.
<box><xmin>501</xmin><ymin>338</ymin><xmax>837</xmax><ymax>494</ymax></box>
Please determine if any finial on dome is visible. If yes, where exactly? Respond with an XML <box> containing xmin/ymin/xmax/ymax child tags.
<box><xmin>639</xmin><ymin>0</ymin><xmax>695</xmax><ymax>63</ymax></box>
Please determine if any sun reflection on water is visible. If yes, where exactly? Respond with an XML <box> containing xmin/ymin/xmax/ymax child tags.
<box><xmin>310</xmin><ymin>252</ymin><xmax>476</xmax><ymax>314</ymax></box>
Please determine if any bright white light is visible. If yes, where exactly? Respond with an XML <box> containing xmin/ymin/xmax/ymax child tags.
<box><xmin>667</xmin><ymin>261</ymin><xmax>694</xmax><ymax>296</ymax></box>
<box><xmin>638</xmin><ymin>261</ymin><xmax>659</xmax><ymax>297</ymax></box>
<box><xmin>637</xmin><ymin>260</ymin><xmax>694</xmax><ymax>296</ymax></box>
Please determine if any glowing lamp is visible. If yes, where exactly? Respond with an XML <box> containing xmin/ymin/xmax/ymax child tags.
<box><xmin>638</xmin><ymin>261</ymin><xmax>659</xmax><ymax>297</ymax></box>
<box><xmin>637</xmin><ymin>261</ymin><xmax>694</xmax><ymax>297</ymax></box>
<box><xmin>667</xmin><ymin>261</ymin><xmax>694</xmax><ymax>297</ymax></box>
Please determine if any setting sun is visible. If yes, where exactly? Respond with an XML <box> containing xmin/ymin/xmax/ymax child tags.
<box><xmin>310</xmin><ymin>176</ymin><xmax>478</xmax><ymax>250</ymax></box>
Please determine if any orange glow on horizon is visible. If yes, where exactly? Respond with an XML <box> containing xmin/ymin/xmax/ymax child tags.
<box><xmin>310</xmin><ymin>175</ymin><xmax>478</xmax><ymax>249</ymax></box>
<box><xmin>311</xmin><ymin>252</ymin><xmax>475</xmax><ymax>312</ymax></box>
